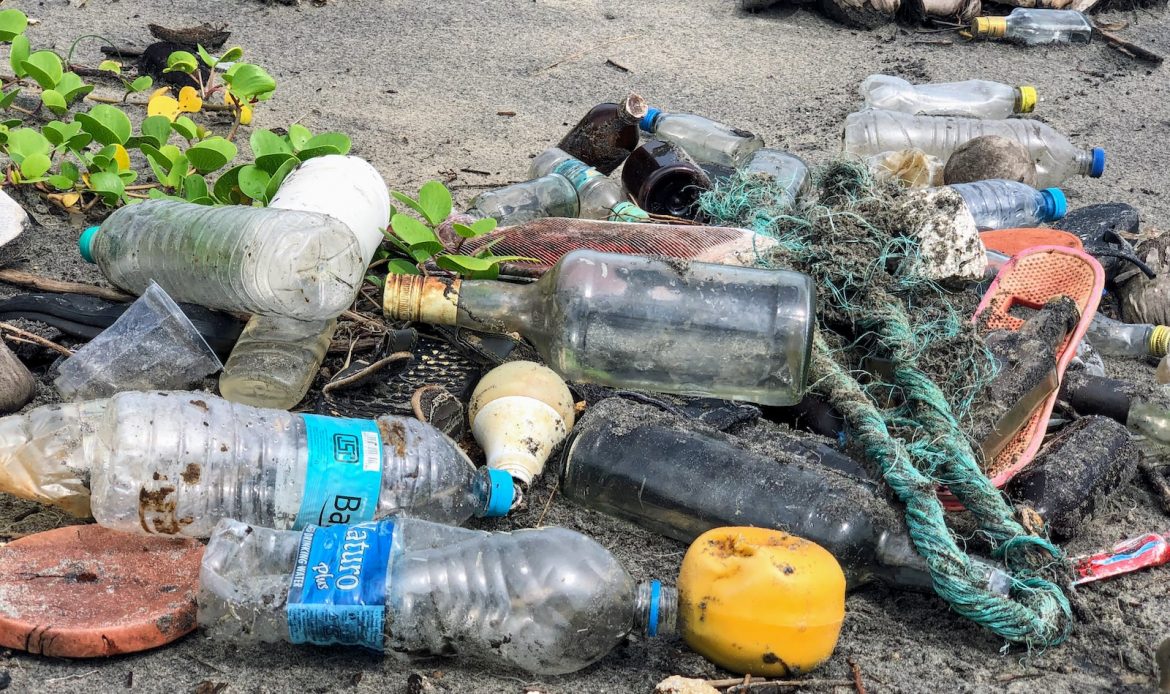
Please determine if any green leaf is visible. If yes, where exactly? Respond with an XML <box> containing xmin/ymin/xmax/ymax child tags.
<box><xmin>65</xmin><ymin>132</ymin><xmax>92</xmax><ymax>152</ymax></box>
<box><xmin>196</xmin><ymin>44</ymin><xmax>217</xmax><ymax>69</ymax></box>
<box><xmin>303</xmin><ymin>132</ymin><xmax>350</xmax><ymax>155</ymax></box>
<box><xmin>170</xmin><ymin>116</ymin><xmax>199</xmax><ymax>142</ymax></box>
<box><xmin>255</xmin><ymin>151</ymin><xmax>297</xmax><ymax>175</ymax></box>
<box><xmin>287</xmin><ymin>123</ymin><xmax>311</xmax><ymax>151</ymax></box>
<box><xmin>390</xmin><ymin>213</ymin><xmax>440</xmax><ymax>248</ymax></box>
<box><xmin>435</xmin><ymin>254</ymin><xmax>535</xmax><ymax>275</ymax></box>
<box><xmin>0</xmin><ymin>87</ymin><xmax>18</xmax><ymax>111</ymax></box>
<box><xmin>0</xmin><ymin>9</ymin><xmax>28</xmax><ymax>42</ymax></box>
<box><xmin>416</xmin><ymin>180</ymin><xmax>452</xmax><ymax>226</ymax></box>
<box><xmin>128</xmin><ymin>75</ymin><xmax>153</xmax><ymax>93</ymax></box>
<box><xmin>218</xmin><ymin>46</ymin><xmax>243</xmax><ymax>64</ymax></box>
<box><xmin>390</xmin><ymin>192</ymin><xmax>428</xmax><ymax>220</ymax></box>
<box><xmin>182</xmin><ymin>173</ymin><xmax>208</xmax><ymax>201</ymax></box>
<box><xmin>47</xmin><ymin>174</ymin><xmax>75</xmax><ymax>190</ymax></box>
<box><xmin>186</xmin><ymin>136</ymin><xmax>238</xmax><ymax>174</ymax></box>
<box><xmin>165</xmin><ymin>154</ymin><xmax>188</xmax><ymax>189</ymax></box>
<box><xmin>98</xmin><ymin>59</ymin><xmax>122</xmax><ymax>75</ymax></box>
<box><xmin>141</xmin><ymin>115</ymin><xmax>173</xmax><ymax>148</ymax></box>
<box><xmin>365</xmin><ymin>274</ymin><xmax>385</xmax><ymax>288</ymax></box>
<box><xmin>139</xmin><ymin>143</ymin><xmax>175</xmax><ymax>185</ymax></box>
<box><xmin>20</xmin><ymin>51</ymin><xmax>64</xmax><ymax>90</ymax></box>
<box><xmin>88</xmin><ymin>170</ymin><xmax>125</xmax><ymax>205</ymax></box>
<box><xmin>9</xmin><ymin>34</ymin><xmax>28</xmax><ymax>78</ymax></box>
<box><xmin>5</xmin><ymin>127</ymin><xmax>50</xmax><ymax>162</ymax></box>
<box><xmin>42</xmin><ymin>120</ymin><xmax>82</xmax><ymax>147</ymax></box>
<box><xmin>224</xmin><ymin>63</ymin><xmax>276</xmax><ymax>102</ymax></box>
<box><xmin>186</xmin><ymin>196</ymin><xmax>216</xmax><ymax>206</ymax></box>
<box><xmin>60</xmin><ymin>161</ymin><xmax>79</xmax><ymax>181</ymax></box>
<box><xmin>452</xmin><ymin>223</ymin><xmax>476</xmax><ymax>239</ymax></box>
<box><xmin>147</xmin><ymin>188</ymin><xmax>185</xmax><ymax>202</ymax></box>
<box><xmin>237</xmin><ymin>164</ymin><xmax>270</xmax><ymax>203</ymax></box>
<box><xmin>386</xmin><ymin>259</ymin><xmax>421</xmax><ymax>276</ymax></box>
<box><xmin>262</xmin><ymin>155</ymin><xmax>300</xmax><ymax>201</ymax></box>
<box><xmin>55</xmin><ymin>72</ymin><xmax>93</xmax><ymax>103</ymax></box>
<box><xmin>164</xmin><ymin>50</ymin><xmax>198</xmax><ymax>74</ymax></box>
<box><xmin>250</xmin><ymin>129</ymin><xmax>291</xmax><ymax>158</ymax></box>
<box><xmin>295</xmin><ymin>145</ymin><xmax>344</xmax><ymax>161</ymax></box>
<box><xmin>212</xmin><ymin>164</ymin><xmax>247</xmax><ymax>204</ymax></box>
<box><xmin>40</xmin><ymin>89</ymin><xmax>67</xmax><ymax>115</ymax></box>
<box><xmin>74</xmin><ymin>104</ymin><xmax>132</xmax><ymax>146</ymax></box>
<box><xmin>20</xmin><ymin>152</ymin><xmax>50</xmax><ymax>178</ymax></box>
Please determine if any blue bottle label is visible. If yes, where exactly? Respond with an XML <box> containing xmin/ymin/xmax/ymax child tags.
<box><xmin>295</xmin><ymin>415</ymin><xmax>383</xmax><ymax>529</ymax></box>
<box><xmin>553</xmin><ymin>159</ymin><xmax>602</xmax><ymax>190</ymax></box>
<box><xmin>286</xmin><ymin>521</ymin><xmax>394</xmax><ymax>650</ymax></box>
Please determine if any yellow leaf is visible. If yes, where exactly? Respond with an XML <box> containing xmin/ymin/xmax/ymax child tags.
<box><xmin>113</xmin><ymin>144</ymin><xmax>131</xmax><ymax>172</ymax></box>
<box><xmin>148</xmin><ymin>94</ymin><xmax>181</xmax><ymax>121</ymax></box>
<box><xmin>224</xmin><ymin>91</ymin><xmax>253</xmax><ymax>126</ymax></box>
<box><xmin>149</xmin><ymin>86</ymin><xmax>173</xmax><ymax>100</ymax></box>
<box><xmin>48</xmin><ymin>191</ymin><xmax>81</xmax><ymax>209</ymax></box>
<box><xmin>177</xmin><ymin>86</ymin><xmax>203</xmax><ymax>113</ymax></box>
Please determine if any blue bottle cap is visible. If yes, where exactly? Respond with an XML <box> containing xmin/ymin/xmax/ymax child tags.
<box><xmin>483</xmin><ymin>468</ymin><xmax>515</xmax><ymax>517</ymax></box>
<box><xmin>1040</xmin><ymin>188</ymin><xmax>1067</xmax><ymax>221</ymax></box>
<box><xmin>79</xmin><ymin>225</ymin><xmax>100</xmax><ymax>263</ymax></box>
<box><xmin>1090</xmin><ymin>148</ymin><xmax>1106</xmax><ymax>178</ymax></box>
<box><xmin>639</xmin><ymin>107</ymin><xmax>661</xmax><ymax>133</ymax></box>
<box><xmin>647</xmin><ymin>579</ymin><xmax>662</xmax><ymax>637</ymax></box>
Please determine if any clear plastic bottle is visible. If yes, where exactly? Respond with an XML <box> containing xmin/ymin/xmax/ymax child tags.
<box><xmin>382</xmin><ymin>249</ymin><xmax>815</xmax><ymax>406</ymax></box>
<box><xmin>742</xmin><ymin>149</ymin><xmax>811</xmax><ymax>206</ymax></box>
<box><xmin>464</xmin><ymin>173</ymin><xmax>579</xmax><ymax>225</ymax></box>
<box><xmin>1085</xmin><ymin>314</ymin><xmax>1170</xmax><ymax>358</ymax></box>
<box><xmin>198</xmin><ymin>516</ymin><xmax>675</xmax><ymax>675</ymax></box>
<box><xmin>529</xmin><ymin>148</ymin><xmax>648</xmax><ymax>222</ymax></box>
<box><xmin>81</xmin><ymin>200</ymin><xmax>364</xmax><ymax>321</ymax></box>
<box><xmin>639</xmin><ymin>108</ymin><xmax>764</xmax><ymax>168</ymax></box>
<box><xmin>843</xmin><ymin>109</ymin><xmax>1105</xmax><ymax>188</ymax></box>
<box><xmin>0</xmin><ymin>391</ymin><xmax>513</xmax><ymax>536</ymax></box>
<box><xmin>970</xmin><ymin>8</ymin><xmax>1093</xmax><ymax>46</ymax></box>
<box><xmin>948</xmin><ymin>179</ymin><xmax>1066</xmax><ymax>230</ymax></box>
<box><xmin>860</xmin><ymin>74</ymin><xmax>1037</xmax><ymax>119</ymax></box>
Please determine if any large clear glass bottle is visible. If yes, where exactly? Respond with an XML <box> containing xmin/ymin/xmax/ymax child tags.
<box><xmin>382</xmin><ymin>249</ymin><xmax>814</xmax><ymax>406</ymax></box>
<box><xmin>843</xmin><ymin>109</ymin><xmax>1105</xmax><ymax>188</ymax></box>
<box><xmin>529</xmin><ymin>148</ymin><xmax>648</xmax><ymax>222</ymax></box>
<box><xmin>742</xmin><ymin>149</ymin><xmax>811</xmax><ymax>206</ymax></box>
<box><xmin>948</xmin><ymin>179</ymin><xmax>1066</xmax><ymax>230</ymax></box>
<box><xmin>970</xmin><ymin>8</ymin><xmax>1093</xmax><ymax>46</ymax></box>
<box><xmin>639</xmin><ymin>108</ymin><xmax>764</xmax><ymax>168</ymax></box>
<box><xmin>464</xmin><ymin>173</ymin><xmax>579</xmax><ymax>225</ymax></box>
<box><xmin>860</xmin><ymin>74</ymin><xmax>1037</xmax><ymax>119</ymax></box>
<box><xmin>556</xmin><ymin>94</ymin><xmax>647</xmax><ymax>175</ymax></box>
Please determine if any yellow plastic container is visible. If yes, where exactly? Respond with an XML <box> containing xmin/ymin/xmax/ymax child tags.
<box><xmin>677</xmin><ymin>527</ymin><xmax>846</xmax><ymax>676</ymax></box>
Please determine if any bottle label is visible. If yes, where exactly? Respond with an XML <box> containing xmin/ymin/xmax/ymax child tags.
<box><xmin>553</xmin><ymin>159</ymin><xmax>602</xmax><ymax>190</ymax></box>
<box><xmin>286</xmin><ymin>520</ymin><xmax>394</xmax><ymax>650</ymax></box>
<box><xmin>296</xmin><ymin>415</ymin><xmax>384</xmax><ymax>529</ymax></box>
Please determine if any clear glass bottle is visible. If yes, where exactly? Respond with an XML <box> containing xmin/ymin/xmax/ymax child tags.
<box><xmin>619</xmin><ymin>139</ymin><xmax>711</xmax><ymax>219</ymax></box>
<box><xmin>219</xmin><ymin>317</ymin><xmax>336</xmax><ymax>409</ymax></box>
<box><xmin>0</xmin><ymin>391</ymin><xmax>514</xmax><ymax>535</ymax></box>
<box><xmin>464</xmin><ymin>173</ymin><xmax>579</xmax><ymax>225</ymax></box>
<box><xmin>639</xmin><ymin>108</ymin><xmax>764</xmax><ymax>168</ymax></box>
<box><xmin>382</xmin><ymin>249</ymin><xmax>815</xmax><ymax>406</ymax></box>
<box><xmin>860</xmin><ymin>74</ymin><xmax>1037</xmax><ymax>119</ymax></box>
<box><xmin>843</xmin><ymin>109</ymin><xmax>1105</xmax><ymax>188</ymax></box>
<box><xmin>556</xmin><ymin>94</ymin><xmax>647</xmax><ymax>175</ymax></box>
<box><xmin>742</xmin><ymin>148</ymin><xmax>811</xmax><ymax>206</ymax></box>
<box><xmin>198</xmin><ymin>516</ymin><xmax>675</xmax><ymax>675</ymax></box>
<box><xmin>970</xmin><ymin>8</ymin><xmax>1093</xmax><ymax>46</ymax></box>
<box><xmin>1085</xmin><ymin>314</ymin><xmax>1170</xmax><ymax>358</ymax></box>
<box><xmin>81</xmin><ymin>200</ymin><xmax>364</xmax><ymax>321</ymax></box>
<box><xmin>529</xmin><ymin>148</ymin><xmax>648</xmax><ymax>222</ymax></box>
<box><xmin>948</xmin><ymin>179</ymin><xmax>1066</xmax><ymax>230</ymax></box>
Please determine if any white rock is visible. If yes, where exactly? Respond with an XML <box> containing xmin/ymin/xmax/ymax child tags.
<box><xmin>0</xmin><ymin>188</ymin><xmax>29</xmax><ymax>248</ymax></box>
<box><xmin>655</xmin><ymin>675</ymin><xmax>720</xmax><ymax>694</ymax></box>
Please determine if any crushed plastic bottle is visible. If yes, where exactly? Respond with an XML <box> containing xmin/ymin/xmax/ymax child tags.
<box><xmin>198</xmin><ymin>516</ymin><xmax>675</xmax><ymax>675</ymax></box>
<box><xmin>0</xmin><ymin>392</ymin><xmax>513</xmax><ymax>536</ymax></box>
<box><xmin>970</xmin><ymin>8</ymin><xmax>1093</xmax><ymax>46</ymax></box>
<box><xmin>948</xmin><ymin>179</ymin><xmax>1066</xmax><ymax>230</ymax></box>
<box><xmin>639</xmin><ymin>108</ymin><xmax>764</xmax><ymax>168</ymax></box>
<box><xmin>529</xmin><ymin>148</ymin><xmax>648</xmax><ymax>222</ymax></box>
<box><xmin>860</xmin><ymin>74</ymin><xmax>1038</xmax><ymax>119</ymax></box>
<box><xmin>843</xmin><ymin>109</ymin><xmax>1105</xmax><ymax>188</ymax></box>
<box><xmin>81</xmin><ymin>200</ymin><xmax>364</xmax><ymax>321</ymax></box>
<box><xmin>464</xmin><ymin>173</ymin><xmax>579</xmax><ymax>225</ymax></box>
<box><xmin>382</xmin><ymin>249</ymin><xmax>815</xmax><ymax>406</ymax></box>
<box><xmin>1085</xmin><ymin>314</ymin><xmax>1170</xmax><ymax>358</ymax></box>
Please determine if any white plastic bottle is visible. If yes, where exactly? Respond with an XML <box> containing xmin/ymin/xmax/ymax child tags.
<box><xmin>843</xmin><ymin>109</ymin><xmax>1105</xmax><ymax>188</ymax></box>
<box><xmin>948</xmin><ymin>179</ymin><xmax>1066</xmax><ymax>230</ymax></box>
<box><xmin>529</xmin><ymin>148</ymin><xmax>648</xmax><ymax>222</ymax></box>
<box><xmin>218</xmin><ymin>156</ymin><xmax>393</xmax><ymax>409</ymax></box>
<box><xmin>0</xmin><ymin>392</ymin><xmax>514</xmax><ymax>536</ymax></box>
<box><xmin>198</xmin><ymin>517</ymin><xmax>675</xmax><ymax>675</ymax></box>
<box><xmin>970</xmin><ymin>8</ymin><xmax>1093</xmax><ymax>46</ymax></box>
<box><xmin>1085</xmin><ymin>314</ymin><xmax>1170</xmax><ymax>358</ymax></box>
<box><xmin>81</xmin><ymin>200</ymin><xmax>363</xmax><ymax>321</ymax></box>
<box><xmin>860</xmin><ymin>74</ymin><xmax>1038</xmax><ymax>119</ymax></box>
<box><xmin>465</xmin><ymin>173</ymin><xmax>579</xmax><ymax>224</ymax></box>
<box><xmin>639</xmin><ymin>108</ymin><xmax>764</xmax><ymax>168</ymax></box>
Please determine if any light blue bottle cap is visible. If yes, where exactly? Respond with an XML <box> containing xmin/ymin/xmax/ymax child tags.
<box><xmin>483</xmin><ymin>468</ymin><xmax>515</xmax><ymax>517</ymax></box>
<box><xmin>1040</xmin><ymin>188</ymin><xmax>1067</xmax><ymax>221</ymax></box>
<box><xmin>647</xmin><ymin>580</ymin><xmax>662</xmax><ymax>637</ymax></box>
<box><xmin>79</xmin><ymin>225</ymin><xmax>100</xmax><ymax>263</ymax></box>
<box><xmin>1090</xmin><ymin>148</ymin><xmax>1106</xmax><ymax>178</ymax></box>
<box><xmin>639</xmin><ymin>107</ymin><xmax>661</xmax><ymax>133</ymax></box>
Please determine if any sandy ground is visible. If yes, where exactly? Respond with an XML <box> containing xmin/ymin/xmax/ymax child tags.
<box><xmin>1</xmin><ymin>0</ymin><xmax>1170</xmax><ymax>692</ymax></box>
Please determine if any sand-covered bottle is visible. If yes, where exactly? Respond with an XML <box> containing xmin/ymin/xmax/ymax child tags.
<box><xmin>464</xmin><ymin>174</ymin><xmax>579</xmax><ymax>225</ymax></box>
<box><xmin>529</xmin><ymin>147</ymin><xmax>648</xmax><ymax>222</ymax></box>
<box><xmin>860</xmin><ymin>74</ymin><xmax>1037</xmax><ymax>119</ymax></box>
<box><xmin>556</xmin><ymin>94</ymin><xmax>647</xmax><ymax>174</ymax></box>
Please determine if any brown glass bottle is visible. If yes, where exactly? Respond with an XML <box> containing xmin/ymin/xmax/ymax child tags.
<box><xmin>557</xmin><ymin>94</ymin><xmax>647</xmax><ymax>175</ymax></box>
<box><xmin>621</xmin><ymin>140</ymin><xmax>712</xmax><ymax>220</ymax></box>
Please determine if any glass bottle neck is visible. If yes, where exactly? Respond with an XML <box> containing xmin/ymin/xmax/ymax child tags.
<box><xmin>454</xmin><ymin>280</ymin><xmax>536</xmax><ymax>336</ymax></box>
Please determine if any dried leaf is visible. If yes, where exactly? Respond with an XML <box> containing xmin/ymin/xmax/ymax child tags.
<box><xmin>177</xmin><ymin>85</ymin><xmax>203</xmax><ymax>113</ymax></box>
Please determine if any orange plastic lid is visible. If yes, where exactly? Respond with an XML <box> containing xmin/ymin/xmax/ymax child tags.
<box><xmin>980</xmin><ymin>229</ymin><xmax>1083</xmax><ymax>257</ymax></box>
<box><xmin>0</xmin><ymin>524</ymin><xmax>203</xmax><ymax>657</ymax></box>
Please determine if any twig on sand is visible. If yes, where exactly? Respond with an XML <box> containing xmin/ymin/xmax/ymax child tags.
<box><xmin>1140</xmin><ymin>461</ymin><xmax>1170</xmax><ymax>515</ymax></box>
<box><xmin>848</xmin><ymin>658</ymin><xmax>867</xmax><ymax>694</ymax></box>
<box><xmin>0</xmin><ymin>268</ymin><xmax>134</xmax><ymax>302</ymax></box>
<box><xmin>1095</xmin><ymin>27</ymin><xmax>1164</xmax><ymax>64</ymax></box>
<box><xmin>44</xmin><ymin>670</ymin><xmax>98</xmax><ymax>685</ymax></box>
<box><xmin>706</xmin><ymin>677</ymin><xmax>855</xmax><ymax>690</ymax></box>
<box><xmin>532</xmin><ymin>34</ymin><xmax>639</xmax><ymax>74</ymax></box>
<box><xmin>0</xmin><ymin>321</ymin><xmax>73</xmax><ymax>356</ymax></box>
<box><xmin>536</xmin><ymin>481</ymin><xmax>559</xmax><ymax>527</ymax></box>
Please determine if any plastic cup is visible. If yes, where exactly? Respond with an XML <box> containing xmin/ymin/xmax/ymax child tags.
<box><xmin>54</xmin><ymin>281</ymin><xmax>223</xmax><ymax>399</ymax></box>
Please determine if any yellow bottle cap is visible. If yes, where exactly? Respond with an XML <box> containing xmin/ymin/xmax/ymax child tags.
<box><xmin>1016</xmin><ymin>86</ymin><xmax>1038</xmax><ymax>114</ymax></box>
<box><xmin>677</xmin><ymin>527</ymin><xmax>845</xmax><ymax>677</ymax></box>
<box><xmin>972</xmin><ymin>16</ymin><xmax>1007</xmax><ymax>38</ymax></box>
<box><xmin>1150</xmin><ymin>325</ymin><xmax>1170</xmax><ymax>358</ymax></box>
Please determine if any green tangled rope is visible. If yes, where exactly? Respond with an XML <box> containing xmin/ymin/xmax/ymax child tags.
<box><xmin>698</xmin><ymin>163</ymin><xmax>1071</xmax><ymax>648</ymax></box>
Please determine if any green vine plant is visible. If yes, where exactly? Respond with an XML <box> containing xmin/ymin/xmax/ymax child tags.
<box><xmin>367</xmin><ymin>180</ymin><xmax>535</xmax><ymax>284</ymax></box>
<box><xmin>0</xmin><ymin>8</ymin><xmax>351</xmax><ymax>211</ymax></box>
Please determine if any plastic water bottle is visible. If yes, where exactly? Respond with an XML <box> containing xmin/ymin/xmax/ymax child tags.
<box><xmin>0</xmin><ymin>392</ymin><xmax>514</xmax><ymax>536</ymax></box>
<box><xmin>860</xmin><ymin>74</ymin><xmax>1037</xmax><ymax>119</ymax></box>
<box><xmin>639</xmin><ymin>108</ymin><xmax>763</xmax><ymax>168</ymax></box>
<box><xmin>948</xmin><ymin>179</ymin><xmax>1066</xmax><ymax>230</ymax></box>
<box><xmin>843</xmin><ymin>109</ymin><xmax>1105</xmax><ymax>188</ymax></box>
<box><xmin>529</xmin><ymin>148</ymin><xmax>648</xmax><ymax>222</ymax></box>
<box><xmin>970</xmin><ymin>8</ymin><xmax>1093</xmax><ymax>46</ymax></box>
<box><xmin>81</xmin><ymin>200</ymin><xmax>364</xmax><ymax>321</ymax></box>
<box><xmin>1085</xmin><ymin>314</ymin><xmax>1170</xmax><ymax>358</ymax></box>
<box><xmin>198</xmin><ymin>517</ymin><xmax>676</xmax><ymax>675</ymax></box>
<box><xmin>464</xmin><ymin>173</ymin><xmax>579</xmax><ymax>225</ymax></box>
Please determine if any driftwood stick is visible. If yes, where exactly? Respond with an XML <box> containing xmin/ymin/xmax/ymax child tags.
<box><xmin>0</xmin><ymin>321</ymin><xmax>73</xmax><ymax>356</ymax></box>
<box><xmin>0</xmin><ymin>268</ymin><xmax>133</xmax><ymax>302</ymax></box>
<box><xmin>1095</xmin><ymin>28</ymin><xmax>1164</xmax><ymax>64</ymax></box>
